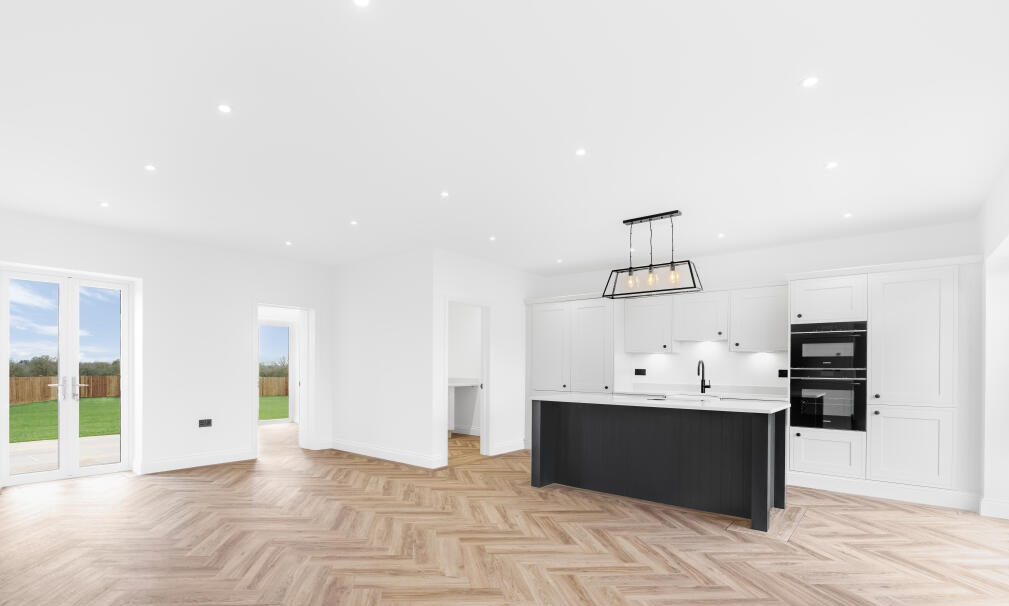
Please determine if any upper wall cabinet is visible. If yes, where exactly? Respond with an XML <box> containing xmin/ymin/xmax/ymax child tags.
<box><xmin>529</xmin><ymin>302</ymin><xmax>570</xmax><ymax>392</ymax></box>
<box><xmin>624</xmin><ymin>296</ymin><xmax>673</xmax><ymax>353</ymax></box>
<box><xmin>729</xmin><ymin>286</ymin><xmax>788</xmax><ymax>352</ymax></box>
<box><xmin>673</xmin><ymin>291</ymin><xmax>729</xmax><ymax>341</ymax></box>
<box><xmin>869</xmin><ymin>267</ymin><xmax>955</xmax><ymax>406</ymax></box>
<box><xmin>790</xmin><ymin>275</ymin><xmax>868</xmax><ymax>324</ymax></box>
<box><xmin>568</xmin><ymin>299</ymin><xmax>614</xmax><ymax>393</ymax></box>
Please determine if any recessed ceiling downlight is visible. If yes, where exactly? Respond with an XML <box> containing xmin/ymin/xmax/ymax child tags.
<box><xmin>489</xmin><ymin>235</ymin><xmax>496</xmax><ymax>242</ymax></box>
<box><xmin>717</xmin><ymin>233</ymin><xmax>725</xmax><ymax>239</ymax></box>
<box><xmin>284</xmin><ymin>241</ymin><xmax>293</xmax><ymax>247</ymax></box>
<box><xmin>826</xmin><ymin>161</ymin><xmax>839</xmax><ymax>170</ymax></box>
<box><xmin>99</xmin><ymin>201</ymin><xmax>110</xmax><ymax>208</ymax></box>
<box><xmin>801</xmin><ymin>75</ymin><xmax>820</xmax><ymax>88</ymax></box>
<box><xmin>440</xmin><ymin>191</ymin><xmax>449</xmax><ymax>199</ymax></box>
<box><xmin>350</xmin><ymin>219</ymin><xmax>359</xmax><ymax>226</ymax></box>
<box><xmin>843</xmin><ymin>212</ymin><xmax>853</xmax><ymax>219</ymax></box>
<box><xmin>353</xmin><ymin>0</ymin><xmax>370</xmax><ymax>7</ymax></box>
<box><xmin>217</xmin><ymin>104</ymin><xmax>232</xmax><ymax>114</ymax></box>
<box><xmin>144</xmin><ymin>164</ymin><xmax>156</xmax><ymax>172</ymax></box>
<box><xmin>574</xmin><ymin>147</ymin><xmax>587</xmax><ymax>157</ymax></box>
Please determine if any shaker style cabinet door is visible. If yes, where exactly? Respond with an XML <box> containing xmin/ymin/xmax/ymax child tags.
<box><xmin>673</xmin><ymin>291</ymin><xmax>729</xmax><ymax>341</ymax></box>
<box><xmin>530</xmin><ymin>302</ymin><xmax>570</xmax><ymax>392</ymax></box>
<box><xmin>868</xmin><ymin>267</ymin><xmax>955</xmax><ymax>406</ymax></box>
<box><xmin>867</xmin><ymin>405</ymin><xmax>953</xmax><ymax>488</ymax></box>
<box><xmin>623</xmin><ymin>296</ymin><xmax>673</xmax><ymax>353</ymax></box>
<box><xmin>568</xmin><ymin>299</ymin><xmax>614</xmax><ymax>393</ymax></box>
<box><xmin>790</xmin><ymin>275</ymin><xmax>868</xmax><ymax>324</ymax></box>
<box><xmin>729</xmin><ymin>286</ymin><xmax>788</xmax><ymax>352</ymax></box>
<box><xmin>789</xmin><ymin>427</ymin><xmax>866</xmax><ymax>479</ymax></box>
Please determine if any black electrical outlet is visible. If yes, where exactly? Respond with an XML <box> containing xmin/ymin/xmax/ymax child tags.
<box><xmin>634</xmin><ymin>368</ymin><xmax>647</xmax><ymax>376</ymax></box>
<box><xmin>198</xmin><ymin>419</ymin><xmax>212</xmax><ymax>428</ymax></box>
<box><xmin>778</xmin><ymin>369</ymin><xmax>788</xmax><ymax>378</ymax></box>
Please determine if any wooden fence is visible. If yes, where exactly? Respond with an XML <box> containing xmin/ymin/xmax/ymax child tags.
<box><xmin>259</xmin><ymin>377</ymin><xmax>289</xmax><ymax>397</ymax></box>
<box><xmin>10</xmin><ymin>375</ymin><xmax>289</xmax><ymax>405</ymax></box>
<box><xmin>9</xmin><ymin>376</ymin><xmax>121</xmax><ymax>406</ymax></box>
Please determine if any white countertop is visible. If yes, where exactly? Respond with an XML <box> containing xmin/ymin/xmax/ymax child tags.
<box><xmin>529</xmin><ymin>391</ymin><xmax>789</xmax><ymax>415</ymax></box>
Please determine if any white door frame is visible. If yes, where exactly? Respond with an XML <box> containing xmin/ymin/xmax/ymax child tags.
<box><xmin>253</xmin><ymin>304</ymin><xmax>312</xmax><ymax>453</ymax></box>
<box><xmin>0</xmin><ymin>267</ymin><xmax>135</xmax><ymax>487</ymax></box>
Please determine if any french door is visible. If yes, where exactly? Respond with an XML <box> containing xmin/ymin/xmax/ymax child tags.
<box><xmin>1</xmin><ymin>270</ymin><xmax>131</xmax><ymax>485</ymax></box>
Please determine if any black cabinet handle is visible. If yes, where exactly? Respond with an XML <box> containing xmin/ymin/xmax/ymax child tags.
<box><xmin>562</xmin><ymin>384</ymin><xmax>567</xmax><ymax>388</ymax></box>
<box><xmin>735</xmin><ymin>342</ymin><xmax>740</xmax><ymax>347</ymax></box>
<box><xmin>797</xmin><ymin>313</ymin><xmax>803</xmax><ymax>318</ymax></box>
<box><xmin>717</xmin><ymin>331</ymin><xmax>723</xmax><ymax>335</ymax></box>
<box><xmin>874</xmin><ymin>410</ymin><xmax>880</xmax><ymax>415</ymax></box>
<box><xmin>874</xmin><ymin>394</ymin><xmax>880</xmax><ymax>399</ymax></box>
<box><xmin>795</xmin><ymin>432</ymin><xmax>801</xmax><ymax>437</ymax></box>
<box><xmin>662</xmin><ymin>344</ymin><xmax>667</xmax><ymax>349</ymax></box>
<box><xmin>604</xmin><ymin>386</ymin><xmax>609</xmax><ymax>390</ymax></box>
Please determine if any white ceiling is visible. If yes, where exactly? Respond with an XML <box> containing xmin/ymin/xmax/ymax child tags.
<box><xmin>2</xmin><ymin>0</ymin><xmax>1008</xmax><ymax>274</ymax></box>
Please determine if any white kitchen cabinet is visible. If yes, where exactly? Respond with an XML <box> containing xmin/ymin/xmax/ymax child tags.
<box><xmin>729</xmin><ymin>286</ymin><xmax>788</xmax><ymax>352</ymax></box>
<box><xmin>623</xmin><ymin>296</ymin><xmax>673</xmax><ymax>353</ymax></box>
<box><xmin>868</xmin><ymin>267</ymin><xmax>955</xmax><ymax>406</ymax></box>
<box><xmin>867</xmin><ymin>405</ymin><xmax>953</xmax><ymax>488</ymax></box>
<box><xmin>530</xmin><ymin>302</ymin><xmax>570</xmax><ymax>391</ymax></box>
<box><xmin>790</xmin><ymin>427</ymin><xmax>866</xmax><ymax>479</ymax></box>
<box><xmin>673</xmin><ymin>291</ymin><xmax>729</xmax><ymax>341</ymax></box>
<box><xmin>568</xmin><ymin>299</ymin><xmax>614</xmax><ymax>393</ymax></box>
<box><xmin>790</xmin><ymin>275</ymin><xmax>868</xmax><ymax>324</ymax></box>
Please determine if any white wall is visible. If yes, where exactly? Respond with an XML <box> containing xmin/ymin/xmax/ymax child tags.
<box><xmin>981</xmin><ymin>166</ymin><xmax>1009</xmax><ymax>255</ymax></box>
<box><xmin>531</xmin><ymin>219</ymin><xmax>982</xmax><ymax>298</ymax></box>
<box><xmin>981</xmin><ymin>162</ymin><xmax>1009</xmax><ymax>519</ymax></box>
<box><xmin>434</xmin><ymin>250</ymin><xmax>532</xmax><ymax>460</ymax></box>
<box><xmin>331</xmin><ymin>249</ymin><xmax>439</xmax><ymax>468</ymax></box>
<box><xmin>0</xmin><ymin>209</ymin><xmax>335</xmax><ymax>475</ymax></box>
<box><xmin>447</xmin><ymin>303</ymin><xmax>482</xmax><ymax>379</ymax></box>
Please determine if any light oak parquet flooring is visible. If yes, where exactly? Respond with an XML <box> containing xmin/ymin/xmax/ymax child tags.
<box><xmin>1</xmin><ymin>424</ymin><xmax>1008</xmax><ymax>605</ymax></box>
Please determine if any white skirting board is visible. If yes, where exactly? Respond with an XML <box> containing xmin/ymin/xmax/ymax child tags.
<box><xmin>138</xmin><ymin>449</ymin><xmax>256</xmax><ymax>475</ymax></box>
<box><xmin>452</xmin><ymin>425</ymin><xmax>480</xmax><ymax>436</ymax></box>
<box><xmin>980</xmin><ymin>498</ymin><xmax>1009</xmax><ymax>520</ymax></box>
<box><xmin>488</xmin><ymin>438</ymin><xmax>526</xmax><ymax>457</ymax></box>
<box><xmin>788</xmin><ymin>471</ymin><xmax>981</xmax><ymax>512</ymax></box>
<box><xmin>331</xmin><ymin>437</ymin><xmax>442</xmax><ymax>469</ymax></box>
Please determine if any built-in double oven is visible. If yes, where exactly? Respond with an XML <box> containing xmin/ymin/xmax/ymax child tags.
<box><xmin>789</xmin><ymin>322</ymin><xmax>867</xmax><ymax>431</ymax></box>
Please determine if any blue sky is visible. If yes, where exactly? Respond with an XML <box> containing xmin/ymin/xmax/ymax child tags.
<box><xmin>8</xmin><ymin>279</ymin><xmax>121</xmax><ymax>364</ymax></box>
<box><xmin>259</xmin><ymin>325</ymin><xmax>289</xmax><ymax>364</ymax></box>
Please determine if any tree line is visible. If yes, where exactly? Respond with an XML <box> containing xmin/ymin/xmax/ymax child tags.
<box><xmin>11</xmin><ymin>355</ymin><xmax>288</xmax><ymax>378</ymax></box>
<box><xmin>259</xmin><ymin>358</ymin><xmax>289</xmax><ymax>377</ymax></box>
<box><xmin>10</xmin><ymin>356</ymin><xmax>121</xmax><ymax>377</ymax></box>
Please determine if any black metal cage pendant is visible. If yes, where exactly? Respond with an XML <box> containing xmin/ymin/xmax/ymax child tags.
<box><xmin>601</xmin><ymin>210</ymin><xmax>703</xmax><ymax>298</ymax></box>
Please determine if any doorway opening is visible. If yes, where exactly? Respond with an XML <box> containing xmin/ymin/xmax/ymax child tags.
<box><xmin>255</xmin><ymin>305</ymin><xmax>310</xmax><ymax>454</ymax></box>
<box><xmin>1</xmin><ymin>268</ymin><xmax>135</xmax><ymax>486</ymax></box>
<box><xmin>446</xmin><ymin>302</ymin><xmax>489</xmax><ymax>464</ymax></box>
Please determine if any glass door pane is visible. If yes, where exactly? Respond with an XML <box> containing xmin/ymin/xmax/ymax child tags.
<box><xmin>259</xmin><ymin>325</ymin><xmax>290</xmax><ymax>421</ymax></box>
<box><xmin>8</xmin><ymin>279</ymin><xmax>61</xmax><ymax>475</ymax></box>
<box><xmin>78</xmin><ymin>285</ymin><xmax>122</xmax><ymax>467</ymax></box>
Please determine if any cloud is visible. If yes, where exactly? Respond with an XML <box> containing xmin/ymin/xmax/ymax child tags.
<box><xmin>80</xmin><ymin>287</ymin><xmax>118</xmax><ymax>303</ymax></box>
<box><xmin>10</xmin><ymin>282</ymin><xmax>56</xmax><ymax>309</ymax></box>
<box><xmin>10</xmin><ymin>315</ymin><xmax>58</xmax><ymax>336</ymax></box>
<box><xmin>9</xmin><ymin>340</ymin><xmax>58</xmax><ymax>360</ymax></box>
<box><xmin>11</xmin><ymin>315</ymin><xmax>90</xmax><ymax>337</ymax></box>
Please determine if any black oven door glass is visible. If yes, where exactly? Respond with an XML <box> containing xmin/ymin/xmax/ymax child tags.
<box><xmin>790</xmin><ymin>379</ymin><xmax>866</xmax><ymax>431</ymax></box>
<box><xmin>790</xmin><ymin>333</ymin><xmax>866</xmax><ymax>369</ymax></box>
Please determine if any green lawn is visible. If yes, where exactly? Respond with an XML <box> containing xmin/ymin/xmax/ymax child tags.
<box><xmin>9</xmin><ymin>395</ymin><xmax>287</xmax><ymax>443</ymax></box>
<box><xmin>259</xmin><ymin>395</ymin><xmax>289</xmax><ymax>421</ymax></box>
<box><xmin>9</xmin><ymin>397</ymin><xmax>121</xmax><ymax>443</ymax></box>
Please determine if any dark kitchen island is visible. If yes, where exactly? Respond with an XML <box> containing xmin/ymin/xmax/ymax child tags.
<box><xmin>531</xmin><ymin>393</ymin><xmax>788</xmax><ymax>531</ymax></box>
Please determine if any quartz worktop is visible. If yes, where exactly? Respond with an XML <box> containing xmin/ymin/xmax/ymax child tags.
<box><xmin>529</xmin><ymin>391</ymin><xmax>789</xmax><ymax>415</ymax></box>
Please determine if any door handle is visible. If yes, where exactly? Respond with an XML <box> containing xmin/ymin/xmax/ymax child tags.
<box><xmin>73</xmin><ymin>381</ymin><xmax>90</xmax><ymax>401</ymax></box>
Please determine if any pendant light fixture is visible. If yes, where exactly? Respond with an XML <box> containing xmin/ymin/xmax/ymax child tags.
<box><xmin>602</xmin><ymin>210</ymin><xmax>702</xmax><ymax>298</ymax></box>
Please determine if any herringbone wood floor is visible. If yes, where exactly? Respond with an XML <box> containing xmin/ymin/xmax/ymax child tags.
<box><xmin>2</xmin><ymin>424</ymin><xmax>1009</xmax><ymax>605</ymax></box>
